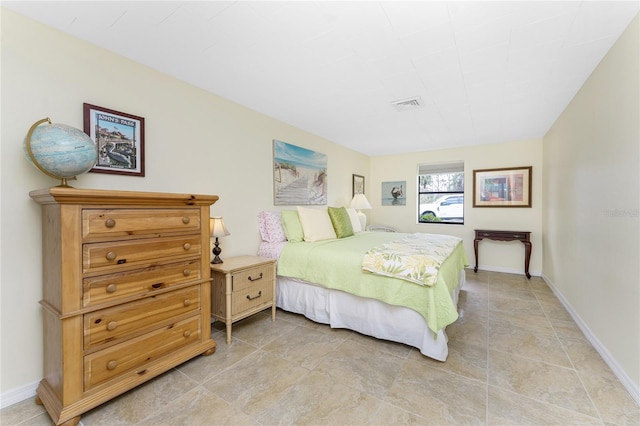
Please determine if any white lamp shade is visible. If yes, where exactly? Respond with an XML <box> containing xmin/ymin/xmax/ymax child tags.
<box><xmin>210</xmin><ymin>217</ymin><xmax>230</xmax><ymax>238</ymax></box>
<box><xmin>349</xmin><ymin>193</ymin><xmax>372</xmax><ymax>210</ymax></box>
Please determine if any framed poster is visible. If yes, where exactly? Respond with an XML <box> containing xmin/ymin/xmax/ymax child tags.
<box><xmin>352</xmin><ymin>174</ymin><xmax>364</xmax><ymax>196</ymax></box>
<box><xmin>84</xmin><ymin>103</ymin><xmax>145</xmax><ymax>176</ymax></box>
<box><xmin>273</xmin><ymin>140</ymin><xmax>327</xmax><ymax>205</ymax></box>
<box><xmin>473</xmin><ymin>166</ymin><xmax>532</xmax><ymax>207</ymax></box>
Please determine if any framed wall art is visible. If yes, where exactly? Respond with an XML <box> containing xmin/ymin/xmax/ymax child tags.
<box><xmin>273</xmin><ymin>140</ymin><xmax>327</xmax><ymax>205</ymax></box>
<box><xmin>84</xmin><ymin>103</ymin><xmax>145</xmax><ymax>176</ymax></box>
<box><xmin>352</xmin><ymin>174</ymin><xmax>364</xmax><ymax>196</ymax></box>
<box><xmin>473</xmin><ymin>166</ymin><xmax>532</xmax><ymax>207</ymax></box>
<box><xmin>381</xmin><ymin>180</ymin><xmax>406</xmax><ymax>206</ymax></box>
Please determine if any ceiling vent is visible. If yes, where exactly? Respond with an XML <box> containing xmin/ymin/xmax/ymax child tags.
<box><xmin>391</xmin><ymin>96</ymin><xmax>424</xmax><ymax>111</ymax></box>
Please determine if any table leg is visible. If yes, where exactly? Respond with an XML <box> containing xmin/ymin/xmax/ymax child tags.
<box><xmin>473</xmin><ymin>238</ymin><xmax>480</xmax><ymax>273</ymax></box>
<box><xmin>523</xmin><ymin>241</ymin><xmax>532</xmax><ymax>279</ymax></box>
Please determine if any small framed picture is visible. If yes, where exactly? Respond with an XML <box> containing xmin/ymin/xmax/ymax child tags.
<box><xmin>352</xmin><ymin>174</ymin><xmax>365</xmax><ymax>196</ymax></box>
<box><xmin>382</xmin><ymin>181</ymin><xmax>406</xmax><ymax>206</ymax></box>
<box><xmin>473</xmin><ymin>166</ymin><xmax>532</xmax><ymax>207</ymax></box>
<box><xmin>84</xmin><ymin>103</ymin><xmax>145</xmax><ymax>177</ymax></box>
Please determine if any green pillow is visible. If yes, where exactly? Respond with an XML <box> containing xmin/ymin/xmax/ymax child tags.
<box><xmin>328</xmin><ymin>206</ymin><xmax>354</xmax><ymax>239</ymax></box>
<box><xmin>281</xmin><ymin>210</ymin><xmax>304</xmax><ymax>242</ymax></box>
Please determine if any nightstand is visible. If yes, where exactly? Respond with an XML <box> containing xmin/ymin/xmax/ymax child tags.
<box><xmin>210</xmin><ymin>255</ymin><xmax>276</xmax><ymax>344</ymax></box>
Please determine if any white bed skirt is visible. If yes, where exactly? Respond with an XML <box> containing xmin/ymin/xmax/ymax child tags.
<box><xmin>276</xmin><ymin>269</ymin><xmax>465</xmax><ymax>361</ymax></box>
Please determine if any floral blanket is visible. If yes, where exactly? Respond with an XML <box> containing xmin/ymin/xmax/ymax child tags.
<box><xmin>362</xmin><ymin>233</ymin><xmax>462</xmax><ymax>287</ymax></box>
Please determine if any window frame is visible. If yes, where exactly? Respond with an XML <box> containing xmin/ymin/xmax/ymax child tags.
<box><xmin>417</xmin><ymin>161</ymin><xmax>465</xmax><ymax>225</ymax></box>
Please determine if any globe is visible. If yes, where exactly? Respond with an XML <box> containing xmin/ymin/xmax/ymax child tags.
<box><xmin>24</xmin><ymin>118</ymin><xmax>98</xmax><ymax>187</ymax></box>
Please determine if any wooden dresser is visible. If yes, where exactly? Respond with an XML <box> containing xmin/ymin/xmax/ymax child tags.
<box><xmin>29</xmin><ymin>187</ymin><xmax>219</xmax><ymax>426</ymax></box>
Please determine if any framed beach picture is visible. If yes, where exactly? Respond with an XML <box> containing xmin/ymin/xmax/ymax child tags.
<box><xmin>473</xmin><ymin>166</ymin><xmax>532</xmax><ymax>207</ymax></box>
<box><xmin>273</xmin><ymin>140</ymin><xmax>327</xmax><ymax>205</ymax></box>
<box><xmin>381</xmin><ymin>181</ymin><xmax>406</xmax><ymax>206</ymax></box>
<box><xmin>84</xmin><ymin>103</ymin><xmax>145</xmax><ymax>177</ymax></box>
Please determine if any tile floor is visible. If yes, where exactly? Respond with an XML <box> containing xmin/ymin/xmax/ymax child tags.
<box><xmin>2</xmin><ymin>270</ymin><xmax>639</xmax><ymax>425</ymax></box>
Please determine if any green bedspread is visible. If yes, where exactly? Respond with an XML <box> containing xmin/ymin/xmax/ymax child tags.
<box><xmin>277</xmin><ymin>232</ymin><xmax>469</xmax><ymax>334</ymax></box>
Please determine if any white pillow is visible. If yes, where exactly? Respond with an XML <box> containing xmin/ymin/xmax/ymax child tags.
<box><xmin>296</xmin><ymin>206</ymin><xmax>337</xmax><ymax>242</ymax></box>
<box><xmin>345</xmin><ymin>207</ymin><xmax>363</xmax><ymax>233</ymax></box>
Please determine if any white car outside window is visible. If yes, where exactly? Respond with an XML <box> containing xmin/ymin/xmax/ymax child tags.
<box><xmin>420</xmin><ymin>194</ymin><xmax>464</xmax><ymax>219</ymax></box>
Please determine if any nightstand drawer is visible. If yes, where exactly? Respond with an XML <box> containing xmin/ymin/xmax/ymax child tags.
<box><xmin>84</xmin><ymin>315</ymin><xmax>201</xmax><ymax>390</ymax></box>
<box><xmin>232</xmin><ymin>264</ymin><xmax>272</xmax><ymax>291</ymax></box>
<box><xmin>83</xmin><ymin>259</ymin><xmax>201</xmax><ymax>308</ymax></box>
<box><xmin>83</xmin><ymin>235</ymin><xmax>201</xmax><ymax>274</ymax></box>
<box><xmin>84</xmin><ymin>286</ymin><xmax>200</xmax><ymax>350</ymax></box>
<box><xmin>82</xmin><ymin>208</ymin><xmax>200</xmax><ymax>241</ymax></box>
<box><xmin>231</xmin><ymin>280</ymin><xmax>274</xmax><ymax>316</ymax></box>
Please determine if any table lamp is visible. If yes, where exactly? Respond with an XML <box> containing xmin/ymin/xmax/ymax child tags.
<box><xmin>350</xmin><ymin>193</ymin><xmax>372</xmax><ymax>230</ymax></box>
<box><xmin>210</xmin><ymin>217</ymin><xmax>230</xmax><ymax>264</ymax></box>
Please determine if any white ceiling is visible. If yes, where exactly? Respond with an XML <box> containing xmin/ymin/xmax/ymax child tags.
<box><xmin>3</xmin><ymin>1</ymin><xmax>639</xmax><ymax>156</ymax></box>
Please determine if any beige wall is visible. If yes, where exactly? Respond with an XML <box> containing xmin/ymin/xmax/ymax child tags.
<box><xmin>543</xmin><ymin>14</ymin><xmax>639</xmax><ymax>397</ymax></box>
<box><xmin>0</xmin><ymin>8</ymin><xmax>368</xmax><ymax>399</ymax></box>
<box><xmin>369</xmin><ymin>139</ymin><xmax>543</xmax><ymax>276</ymax></box>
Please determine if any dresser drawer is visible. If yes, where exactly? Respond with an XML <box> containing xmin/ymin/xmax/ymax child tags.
<box><xmin>83</xmin><ymin>235</ymin><xmax>201</xmax><ymax>274</ymax></box>
<box><xmin>231</xmin><ymin>279</ymin><xmax>274</xmax><ymax>316</ymax></box>
<box><xmin>84</xmin><ymin>315</ymin><xmax>201</xmax><ymax>391</ymax></box>
<box><xmin>83</xmin><ymin>259</ymin><xmax>201</xmax><ymax>308</ymax></box>
<box><xmin>232</xmin><ymin>264</ymin><xmax>272</xmax><ymax>291</ymax></box>
<box><xmin>82</xmin><ymin>208</ymin><xmax>200</xmax><ymax>241</ymax></box>
<box><xmin>84</xmin><ymin>286</ymin><xmax>200</xmax><ymax>350</ymax></box>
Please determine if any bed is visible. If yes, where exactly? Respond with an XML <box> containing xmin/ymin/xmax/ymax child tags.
<box><xmin>256</xmin><ymin>207</ymin><xmax>468</xmax><ymax>361</ymax></box>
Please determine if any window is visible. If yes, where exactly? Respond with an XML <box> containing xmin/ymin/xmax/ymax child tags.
<box><xmin>418</xmin><ymin>161</ymin><xmax>464</xmax><ymax>224</ymax></box>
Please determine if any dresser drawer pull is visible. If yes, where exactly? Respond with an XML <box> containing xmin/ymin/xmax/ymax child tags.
<box><xmin>182</xmin><ymin>217</ymin><xmax>190</xmax><ymax>224</ymax></box>
<box><xmin>246</xmin><ymin>291</ymin><xmax>262</xmax><ymax>301</ymax></box>
<box><xmin>105</xmin><ymin>218</ymin><xmax>116</xmax><ymax>228</ymax></box>
<box><xmin>107</xmin><ymin>321</ymin><xmax>118</xmax><ymax>331</ymax></box>
<box><xmin>513</xmin><ymin>234</ymin><xmax>523</xmax><ymax>238</ymax></box>
<box><xmin>117</xmin><ymin>259</ymin><xmax>127</xmax><ymax>265</ymax></box>
<box><xmin>106</xmin><ymin>284</ymin><xmax>117</xmax><ymax>293</ymax></box>
<box><xmin>151</xmin><ymin>283</ymin><xmax>163</xmax><ymax>289</ymax></box>
<box><xmin>183</xmin><ymin>299</ymin><xmax>192</xmax><ymax>307</ymax></box>
<box><xmin>183</xmin><ymin>269</ymin><xmax>191</xmax><ymax>276</ymax></box>
<box><xmin>106</xmin><ymin>251</ymin><xmax>117</xmax><ymax>261</ymax></box>
<box><xmin>106</xmin><ymin>360</ymin><xmax>118</xmax><ymax>370</ymax></box>
<box><xmin>183</xmin><ymin>243</ymin><xmax>191</xmax><ymax>251</ymax></box>
<box><xmin>248</xmin><ymin>273</ymin><xmax>263</xmax><ymax>282</ymax></box>
<box><xmin>183</xmin><ymin>330</ymin><xmax>191</xmax><ymax>338</ymax></box>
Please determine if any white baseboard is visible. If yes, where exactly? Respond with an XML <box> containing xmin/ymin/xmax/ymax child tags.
<box><xmin>541</xmin><ymin>273</ymin><xmax>640</xmax><ymax>406</ymax></box>
<box><xmin>0</xmin><ymin>380</ymin><xmax>38</xmax><ymax>410</ymax></box>
<box><xmin>472</xmin><ymin>265</ymin><xmax>540</xmax><ymax>277</ymax></box>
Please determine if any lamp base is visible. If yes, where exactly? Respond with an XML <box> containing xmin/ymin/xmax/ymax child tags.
<box><xmin>211</xmin><ymin>238</ymin><xmax>223</xmax><ymax>264</ymax></box>
<box><xmin>357</xmin><ymin>210</ymin><xmax>367</xmax><ymax>230</ymax></box>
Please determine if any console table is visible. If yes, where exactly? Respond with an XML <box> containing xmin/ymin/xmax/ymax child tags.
<box><xmin>474</xmin><ymin>229</ymin><xmax>532</xmax><ymax>279</ymax></box>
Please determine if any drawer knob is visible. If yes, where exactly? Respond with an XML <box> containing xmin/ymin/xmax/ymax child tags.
<box><xmin>183</xmin><ymin>243</ymin><xmax>191</xmax><ymax>251</ymax></box>
<box><xmin>248</xmin><ymin>273</ymin><xmax>263</xmax><ymax>282</ymax></box>
<box><xmin>107</xmin><ymin>321</ymin><xmax>118</xmax><ymax>331</ymax></box>
<box><xmin>183</xmin><ymin>269</ymin><xmax>191</xmax><ymax>276</ymax></box>
<box><xmin>105</xmin><ymin>218</ymin><xmax>116</xmax><ymax>228</ymax></box>
<box><xmin>182</xmin><ymin>217</ymin><xmax>190</xmax><ymax>224</ymax></box>
<box><xmin>107</xmin><ymin>360</ymin><xmax>118</xmax><ymax>370</ymax></box>
<box><xmin>106</xmin><ymin>251</ymin><xmax>117</xmax><ymax>261</ymax></box>
<box><xmin>183</xmin><ymin>330</ymin><xmax>191</xmax><ymax>338</ymax></box>
<box><xmin>183</xmin><ymin>299</ymin><xmax>192</xmax><ymax>307</ymax></box>
<box><xmin>246</xmin><ymin>291</ymin><xmax>262</xmax><ymax>301</ymax></box>
<box><xmin>106</xmin><ymin>284</ymin><xmax>117</xmax><ymax>293</ymax></box>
